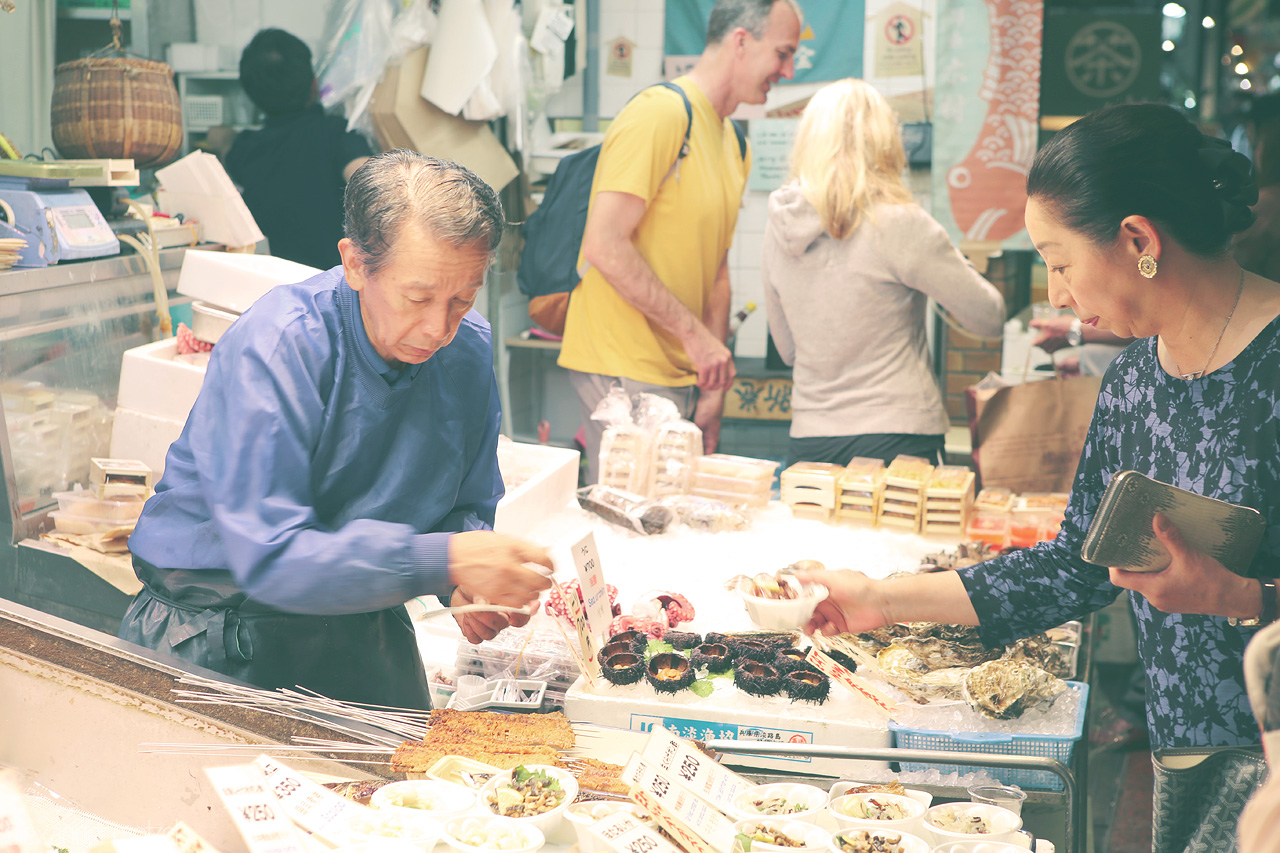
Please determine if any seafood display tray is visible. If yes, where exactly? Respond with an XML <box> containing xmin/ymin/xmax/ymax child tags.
<box><xmin>888</xmin><ymin>681</ymin><xmax>1089</xmax><ymax>791</ymax></box>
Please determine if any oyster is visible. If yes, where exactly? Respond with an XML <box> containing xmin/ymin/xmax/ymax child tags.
<box><xmin>876</xmin><ymin>647</ymin><xmax>967</xmax><ymax>704</ymax></box>
<box><xmin>896</xmin><ymin>623</ymin><xmax>1001</xmax><ymax>669</ymax></box>
<box><xmin>962</xmin><ymin>659</ymin><xmax>1067</xmax><ymax>719</ymax></box>
<box><xmin>1004</xmin><ymin>632</ymin><xmax>1074</xmax><ymax>679</ymax></box>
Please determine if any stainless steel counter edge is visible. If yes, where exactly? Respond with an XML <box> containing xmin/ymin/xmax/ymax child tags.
<box><xmin>0</xmin><ymin>247</ymin><xmax>195</xmax><ymax>297</ymax></box>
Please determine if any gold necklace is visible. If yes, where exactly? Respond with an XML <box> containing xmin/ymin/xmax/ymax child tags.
<box><xmin>1169</xmin><ymin>269</ymin><xmax>1245</xmax><ymax>380</ymax></box>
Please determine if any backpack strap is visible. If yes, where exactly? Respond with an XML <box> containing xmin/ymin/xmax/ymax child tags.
<box><xmin>730</xmin><ymin>119</ymin><xmax>747</xmax><ymax>160</ymax></box>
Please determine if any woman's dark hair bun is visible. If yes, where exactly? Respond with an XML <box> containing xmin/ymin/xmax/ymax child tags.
<box><xmin>1027</xmin><ymin>103</ymin><xmax>1258</xmax><ymax>257</ymax></box>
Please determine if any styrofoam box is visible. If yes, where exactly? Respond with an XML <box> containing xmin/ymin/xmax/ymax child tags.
<box><xmin>117</xmin><ymin>338</ymin><xmax>209</xmax><ymax>423</ymax></box>
<box><xmin>109</xmin><ymin>406</ymin><xmax>187</xmax><ymax>481</ymax></box>
<box><xmin>177</xmin><ymin>250</ymin><xmax>320</xmax><ymax>315</ymax></box>
<box><xmin>564</xmin><ymin>677</ymin><xmax>891</xmax><ymax>778</ymax></box>
<box><xmin>493</xmin><ymin>442</ymin><xmax>580</xmax><ymax>539</ymax></box>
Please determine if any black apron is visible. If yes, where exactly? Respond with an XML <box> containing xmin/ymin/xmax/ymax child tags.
<box><xmin>119</xmin><ymin>556</ymin><xmax>432</xmax><ymax>710</ymax></box>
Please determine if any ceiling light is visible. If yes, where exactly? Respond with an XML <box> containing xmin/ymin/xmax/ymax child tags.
<box><xmin>1163</xmin><ymin>3</ymin><xmax>1186</xmax><ymax>17</ymax></box>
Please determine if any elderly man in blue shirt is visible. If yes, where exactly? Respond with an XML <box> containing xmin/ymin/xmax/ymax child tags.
<box><xmin>121</xmin><ymin>151</ymin><xmax>553</xmax><ymax>710</ymax></box>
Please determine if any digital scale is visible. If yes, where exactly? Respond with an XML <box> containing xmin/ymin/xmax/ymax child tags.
<box><xmin>0</xmin><ymin>174</ymin><xmax>120</xmax><ymax>267</ymax></box>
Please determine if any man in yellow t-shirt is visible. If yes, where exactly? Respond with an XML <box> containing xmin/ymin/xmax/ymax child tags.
<box><xmin>558</xmin><ymin>0</ymin><xmax>802</xmax><ymax>483</ymax></box>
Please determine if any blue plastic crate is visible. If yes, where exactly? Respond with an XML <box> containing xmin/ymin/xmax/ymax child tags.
<box><xmin>889</xmin><ymin>681</ymin><xmax>1088</xmax><ymax>791</ymax></box>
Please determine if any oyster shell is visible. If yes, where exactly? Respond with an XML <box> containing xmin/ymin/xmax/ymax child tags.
<box><xmin>896</xmin><ymin>623</ymin><xmax>1001</xmax><ymax>669</ymax></box>
<box><xmin>1004</xmin><ymin>632</ymin><xmax>1074</xmax><ymax>679</ymax></box>
<box><xmin>876</xmin><ymin>646</ymin><xmax>967</xmax><ymax>704</ymax></box>
<box><xmin>962</xmin><ymin>658</ymin><xmax>1067</xmax><ymax>719</ymax></box>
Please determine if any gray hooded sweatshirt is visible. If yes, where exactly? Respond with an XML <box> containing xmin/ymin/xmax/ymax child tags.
<box><xmin>761</xmin><ymin>183</ymin><xmax>1006</xmax><ymax>438</ymax></box>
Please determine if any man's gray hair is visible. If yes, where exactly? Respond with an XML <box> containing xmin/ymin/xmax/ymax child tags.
<box><xmin>343</xmin><ymin>150</ymin><xmax>505</xmax><ymax>274</ymax></box>
<box><xmin>706</xmin><ymin>0</ymin><xmax>801</xmax><ymax>44</ymax></box>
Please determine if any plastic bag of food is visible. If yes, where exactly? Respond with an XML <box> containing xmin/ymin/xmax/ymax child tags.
<box><xmin>657</xmin><ymin>494</ymin><xmax>751</xmax><ymax>532</ymax></box>
<box><xmin>576</xmin><ymin>485</ymin><xmax>674</xmax><ymax>535</ymax></box>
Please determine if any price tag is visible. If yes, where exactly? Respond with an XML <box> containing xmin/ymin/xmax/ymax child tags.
<box><xmin>805</xmin><ymin>649</ymin><xmax>897</xmax><ymax>717</ymax></box>
<box><xmin>571</xmin><ymin>532</ymin><xmax>613</xmax><ymax>639</ymax></box>
<box><xmin>639</xmin><ymin>727</ymin><xmax>752</xmax><ymax>810</ymax></box>
<box><xmin>622</xmin><ymin>755</ymin><xmax>738</xmax><ymax>853</ymax></box>
<box><xmin>564</xmin><ymin>585</ymin><xmax>603</xmax><ymax>682</ymax></box>
<box><xmin>0</xmin><ymin>769</ymin><xmax>42</xmax><ymax>853</ymax></box>
<box><xmin>589</xmin><ymin>810</ymin><xmax>683</xmax><ymax>853</ymax></box>
<box><xmin>204</xmin><ymin>765</ymin><xmax>308</xmax><ymax>853</ymax></box>
<box><xmin>167</xmin><ymin>823</ymin><xmax>225</xmax><ymax>853</ymax></box>
<box><xmin>253</xmin><ymin>756</ymin><xmax>366</xmax><ymax>844</ymax></box>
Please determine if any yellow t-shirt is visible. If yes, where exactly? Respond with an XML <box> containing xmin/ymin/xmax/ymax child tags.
<box><xmin>557</xmin><ymin>77</ymin><xmax>750</xmax><ymax>387</ymax></box>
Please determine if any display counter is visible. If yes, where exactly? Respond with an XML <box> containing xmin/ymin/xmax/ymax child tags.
<box><xmin>0</xmin><ymin>248</ymin><xmax>193</xmax><ymax>631</ymax></box>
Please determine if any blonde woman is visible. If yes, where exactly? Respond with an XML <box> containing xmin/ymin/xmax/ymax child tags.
<box><xmin>761</xmin><ymin>79</ymin><xmax>1005</xmax><ymax>467</ymax></box>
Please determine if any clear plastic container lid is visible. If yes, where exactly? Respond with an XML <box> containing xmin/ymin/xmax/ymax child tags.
<box><xmin>690</xmin><ymin>485</ymin><xmax>770</xmax><ymax>509</ymax></box>
<box><xmin>974</xmin><ymin>487</ymin><xmax>1016</xmax><ymax>512</ymax></box>
<box><xmin>838</xmin><ymin>457</ymin><xmax>886</xmax><ymax>488</ymax></box>
<box><xmin>693</xmin><ymin>453</ymin><xmax>779</xmax><ymax>481</ymax></box>
<box><xmin>52</xmin><ymin>489</ymin><xmax>145</xmax><ymax>521</ymax></box>
<box><xmin>885</xmin><ymin>454</ymin><xmax>934</xmax><ymax>483</ymax></box>
<box><xmin>692</xmin><ymin>471</ymin><xmax>773</xmax><ymax>496</ymax></box>
<box><xmin>925</xmin><ymin>465</ymin><xmax>974</xmax><ymax>493</ymax></box>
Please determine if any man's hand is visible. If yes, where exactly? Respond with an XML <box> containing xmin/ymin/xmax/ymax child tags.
<box><xmin>685</xmin><ymin>326</ymin><xmax>736</xmax><ymax>391</ymax></box>
<box><xmin>451</xmin><ymin>587</ymin><xmax>532</xmax><ymax>644</ymax></box>
<box><xmin>447</xmin><ymin>531</ymin><xmax>554</xmax><ymax>609</ymax></box>
<box><xmin>693</xmin><ymin>388</ymin><xmax>726</xmax><ymax>454</ymax></box>
<box><xmin>1030</xmin><ymin>316</ymin><xmax>1075</xmax><ymax>353</ymax></box>
<box><xmin>1108</xmin><ymin>513</ymin><xmax>1261</xmax><ymax>618</ymax></box>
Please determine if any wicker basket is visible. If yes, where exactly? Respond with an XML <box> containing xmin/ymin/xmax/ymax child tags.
<box><xmin>51</xmin><ymin>56</ymin><xmax>183</xmax><ymax>169</ymax></box>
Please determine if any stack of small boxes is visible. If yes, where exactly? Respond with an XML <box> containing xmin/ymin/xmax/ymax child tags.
<box><xmin>1009</xmin><ymin>493</ymin><xmax>1070</xmax><ymax>547</ymax></box>
<box><xmin>598</xmin><ymin>425</ymin><xmax>650</xmax><ymax>495</ymax></box>
<box><xmin>48</xmin><ymin>457</ymin><xmax>153</xmax><ymax>536</ymax></box>
<box><xmin>780</xmin><ymin>461</ymin><xmax>845</xmax><ymax>522</ymax></box>
<box><xmin>834</xmin><ymin>457</ymin><xmax>886</xmax><ymax>526</ymax></box>
<box><xmin>966</xmin><ymin>487</ymin><xmax>1015</xmax><ymax>547</ymax></box>
<box><xmin>877</xmin><ymin>455</ymin><xmax>935</xmax><ymax>533</ymax></box>
<box><xmin>921</xmin><ymin>465</ymin><xmax>977</xmax><ymax>536</ymax></box>
<box><xmin>690</xmin><ymin>453</ymin><xmax>778</xmax><ymax>509</ymax></box>
<box><xmin>648</xmin><ymin>421</ymin><xmax>703</xmax><ymax>498</ymax></box>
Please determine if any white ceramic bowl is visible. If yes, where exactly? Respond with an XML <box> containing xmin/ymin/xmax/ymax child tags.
<box><xmin>929</xmin><ymin>841</ymin><xmax>1030</xmax><ymax>853</ymax></box>
<box><xmin>733</xmin><ymin>817</ymin><xmax>831</xmax><ymax>851</ymax></box>
<box><xmin>330</xmin><ymin>842</ymin><xmax>432</xmax><ymax>853</ymax></box>
<box><xmin>442</xmin><ymin>815</ymin><xmax>544</xmax><ymax>853</ymax></box>
<box><xmin>372</xmin><ymin>780</ymin><xmax>477</xmax><ymax>822</ymax></box>
<box><xmin>826</xmin><ymin>828</ymin><xmax>932</xmax><ymax>853</ymax></box>
<box><xmin>478</xmin><ymin>764</ymin><xmax>578</xmax><ymax>836</ymax></box>
<box><xmin>738</xmin><ymin>582</ymin><xmax>829</xmax><ymax>630</ymax></box>
<box><xmin>342</xmin><ymin>809</ymin><xmax>444</xmax><ymax>853</ymax></box>
<box><xmin>922</xmin><ymin>803</ymin><xmax>1023</xmax><ymax>845</ymax></box>
<box><xmin>564</xmin><ymin>802</ymin><xmax>647</xmax><ymax>853</ymax></box>
<box><xmin>827</xmin><ymin>792</ymin><xmax>926</xmax><ymax>835</ymax></box>
<box><xmin>829</xmin><ymin>781</ymin><xmax>933</xmax><ymax>811</ymax></box>
<box><xmin>731</xmin><ymin>782</ymin><xmax>831</xmax><ymax>825</ymax></box>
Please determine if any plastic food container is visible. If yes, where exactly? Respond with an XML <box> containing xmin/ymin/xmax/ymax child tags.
<box><xmin>690</xmin><ymin>484</ymin><xmax>771</xmax><ymax>509</ymax></box>
<box><xmin>826</xmin><ymin>829</ymin><xmax>932</xmax><ymax>853</ymax></box>
<box><xmin>928</xmin><ymin>840</ymin><xmax>1028</xmax><ymax>853</ymax></box>
<box><xmin>342</xmin><ymin>809</ymin><xmax>444</xmax><ymax>853</ymax></box>
<box><xmin>828</xmin><ymin>782</ymin><xmax>932</xmax><ymax>811</ymax></box>
<box><xmin>442</xmin><ymin>815</ymin><xmax>544</xmax><ymax>853</ymax></box>
<box><xmin>564</xmin><ymin>802</ymin><xmax>647</xmax><ymax>853</ymax></box>
<box><xmin>730</xmin><ymin>782</ymin><xmax>830</xmax><ymax>825</ymax></box>
<box><xmin>922</xmin><ymin>803</ymin><xmax>1022</xmax><ymax>845</ymax></box>
<box><xmin>826</xmin><ymin>792</ymin><xmax>926</xmax><ymax>835</ymax></box>
<box><xmin>477</xmin><ymin>765</ymin><xmax>577</xmax><ymax>836</ymax></box>
<box><xmin>692</xmin><ymin>471</ymin><xmax>774</xmax><ymax>496</ymax></box>
<box><xmin>738</xmin><ymin>582</ymin><xmax>828</xmax><ymax>630</ymax></box>
<box><xmin>421</xmin><ymin>755</ymin><xmax>503</xmax><ymax>788</ymax></box>
<box><xmin>733</xmin><ymin>817</ymin><xmax>831</xmax><ymax>851</ymax></box>
<box><xmin>371</xmin><ymin>780</ymin><xmax>476</xmax><ymax>822</ymax></box>
<box><xmin>693</xmin><ymin>453</ymin><xmax>779</xmax><ymax>481</ymax></box>
<box><xmin>49</xmin><ymin>511</ymin><xmax>134</xmax><ymax>535</ymax></box>
<box><xmin>52</xmin><ymin>490</ymin><xmax>145</xmax><ymax>521</ymax></box>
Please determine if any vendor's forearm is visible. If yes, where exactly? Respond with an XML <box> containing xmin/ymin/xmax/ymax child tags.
<box><xmin>881</xmin><ymin>571</ymin><xmax>981</xmax><ymax>626</ymax></box>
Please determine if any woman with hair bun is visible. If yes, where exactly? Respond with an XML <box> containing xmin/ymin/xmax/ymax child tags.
<box><xmin>797</xmin><ymin>103</ymin><xmax>1280</xmax><ymax>851</ymax></box>
<box><xmin>761</xmin><ymin>78</ymin><xmax>1005</xmax><ymax>467</ymax></box>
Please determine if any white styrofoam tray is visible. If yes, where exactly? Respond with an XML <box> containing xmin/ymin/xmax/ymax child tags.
<box><xmin>116</xmin><ymin>338</ymin><xmax>208</xmax><ymax>424</ymax></box>
<box><xmin>176</xmin><ymin>249</ymin><xmax>319</xmax><ymax>314</ymax></box>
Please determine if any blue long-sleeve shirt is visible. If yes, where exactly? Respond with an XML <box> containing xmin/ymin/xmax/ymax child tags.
<box><xmin>959</xmin><ymin>314</ymin><xmax>1280</xmax><ymax>750</ymax></box>
<box><xmin>128</xmin><ymin>267</ymin><xmax>504</xmax><ymax>615</ymax></box>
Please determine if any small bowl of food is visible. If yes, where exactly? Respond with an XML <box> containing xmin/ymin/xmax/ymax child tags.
<box><xmin>928</xmin><ymin>841</ymin><xmax>1029</xmax><ymax>853</ymax></box>
<box><xmin>829</xmin><ymin>780</ymin><xmax>933</xmax><ymax>811</ymax></box>
<box><xmin>922</xmin><ymin>803</ymin><xmax>1022</xmax><ymax>845</ymax></box>
<box><xmin>732</xmin><ymin>571</ymin><xmax>829</xmax><ymax>631</ymax></box>
<box><xmin>342</xmin><ymin>808</ymin><xmax>444</xmax><ymax>852</ymax></box>
<box><xmin>731</xmin><ymin>782</ymin><xmax>830</xmax><ymax>826</ymax></box>
<box><xmin>826</xmin><ymin>828</ymin><xmax>932</xmax><ymax>853</ymax></box>
<box><xmin>478</xmin><ymin>764</ymin><xmax>578</xmax><ymax>836</ymax></box>
<box><xmin>564</xmin><ymin>802</ymin><xmax>647</xmax><ymax>852</ymax></box>
<box><xmin>733</xmin><ymin>817</ymin><xmax>831</xmax><ymax>851</ymax></box>
<box><xmin>827</xmin><ymin>793</ymin><xmax>926</xmax><ymax>835</ymax></box>
<box><xmin>371</xmin><ymin>780</ymin><xmax>477</xmax><ymax>822</ymax></box>
<box><xmin>442</xmin><ymin>815</ymin><xmax>544</xmax><ymax>853</ymax></box>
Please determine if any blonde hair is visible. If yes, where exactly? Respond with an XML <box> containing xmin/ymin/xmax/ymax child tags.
<box><xmin>788</xmin><ymin>78</ymin><xmax>913</xmax><ymax>239</ymax></box>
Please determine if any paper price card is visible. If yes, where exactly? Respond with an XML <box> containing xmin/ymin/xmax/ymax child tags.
<box><xmin>204</xmin><ymin>765</ymin><xmax>308</xmax><ymax>853</ymax></box>
<box><xmin>805</xmin><ymin>649</ymin><xmax>897</xmax><ymax>717</ymax></box>
<box><xmin>589</xmin><ymin>810</ymin><xmax>683</xmax><ymax>853</ymax></box>
<box><xmin>167</xmin><ymin>823</ymin><xmax>224</xmax><ymax>853</ymax></box>
<box><xmin>570</xmin><ymin>532</ymin><xmax>613</xmax><ymax>640</ymax></box>
<box><xmin>564</xmin><ymin>586</ymin><xmax>603</xmax><ymax>682</ymax></box>
<box><xmin>253</xmin><ymin>755</ymin><xmax>365</xmax><ymax>844</ymax></box>
<box><xmin>639</xmin><ymin>726</ymin><xmax>751</xmax><ymax>810</ymax></box>
<box><xmin>623</xmin><ymin>754</ymin><xmax>738</xmax><ymax>853</ymax></box>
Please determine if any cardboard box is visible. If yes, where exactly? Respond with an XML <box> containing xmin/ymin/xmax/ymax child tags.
<box><xmin>563</xmin><ymin>677</ymin><xmax>891</xmax><ymax>778</ymax></box>
<box><xmin>493</xmin><ymin>441</ymin><xmax>580</xmax><ymax>538</ymax></box>
<box><xmin>370</xmin><ymin>47</ymin><xmax>519</xmax><ymax>193</ymax></box>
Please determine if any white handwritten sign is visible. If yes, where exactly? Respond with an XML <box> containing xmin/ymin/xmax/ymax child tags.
<box><xmin>204</xmin><ymin>765</ymin><xmax>308</xmax><ymax>853</ymax></box>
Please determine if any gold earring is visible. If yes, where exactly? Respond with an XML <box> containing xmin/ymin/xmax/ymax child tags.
<box><xmin>1138</xmin><ymin>254</ymin><xmax>1157</xmax><ymax>278</ymax></box>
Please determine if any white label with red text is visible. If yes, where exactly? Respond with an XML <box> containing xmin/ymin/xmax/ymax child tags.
<box><xmin>204</xmin><ymin>765</ymin><xmax>308</xmax><ymax>853</ymax></box>
<box><xmin>253</xmin><ymin>756</ymin><xmax>365</xmax><ymax>844</ymax></box>
<box><xmin>622</xmin><ymin>754</ymin><xmax>737</xmax><ymax>853</ymax></box>
<box><xmin>639</xmin><ymin>727</ymin><xmax>752</xmax><ymax>810</ymax></box>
